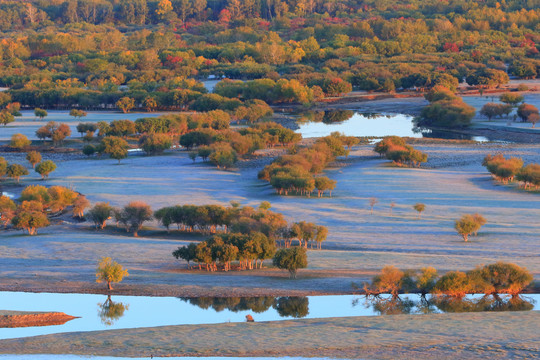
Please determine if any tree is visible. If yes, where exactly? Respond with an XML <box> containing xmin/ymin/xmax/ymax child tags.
<box><xmin>527</xmin><ymin>113</ymin><xmax>539</xmax><ymax>128</ymax></box>
<box><xmin>433</xmin><ymin>271</ymin><xmax>470</xmax><ymax>298</ymax></box>
<box><xmin>413</xmin><ymin>203</ymin><xmax>425</xmax><ymax>219</ymax></box>
<box><xmin>368</xmin><ymin>197</ymin><xmax>378</xmax><ymax>214</ymax></box>
<box><xmin>371</xmin><ymin>265</ymin><xmax>404</xmax><ymax>298</ymax></box>
<box><xmin>10</xmin><ymin>133</ymin><xmax>31</xmax><ymax>149</ymax></box>
<box><xmin>35</xmin><ymin>160</ymin><xmax>57</xmax><ymax>180</ymax></box>
<box><xmin>517</xmin><ymin>103</ymin><xmax>539</xmax><ymax>123</ymax></box>
<box><xmin>314</xmin><ymin>177</ymin><xmax>336</xmax><ymax>197</ymax></box>
<box><xmin>454</xmin><ymin>214</ymin><xmax>486</xmax><ymax>242</ymax></box>
<box><xmin>480</xmin><ymin>103</ymin><xmax>511</xmax><ymax>121</ymax></box>
<box><xmin>73</xmin><ymin>195</ymin><xmax>90</xmax><ymax>218</ymax></box>
<box><xmin>96</xmin><ymin>257</ymin><xmax>129</xmax><ymax>290</ymax></box>
<box><xmin>273</xmin><ymin>247</ymin><xmax>308</xmax><ymax>279</ymax></box>
<box><xmin>101</xmin><ymin>136</ymin><xmax>128</xmax><ymax>164</ymax></box>
<box><xmin>118</xmin><ymin>201</ymin><xmax>153</xmax><ymax>236</ymax></box>
<box><xmin>6</xmin><ymin>164</ymin><xmax>29</xmax><ymax>183</ymax></box>
<box><xmin>26</xmin><ymin>151</ymin><xmax>41</xmax><ymax>168</ymax></box>
<box><xmin>416</xmin><ymin>98</ymin><xmax>476</xmax><ymax>128</ymax></box>
<box><xmin>139</xmin><ymin>133</ymin><xmax>172</xmax><ymax>155</ymax></box>
<box><xmin>69</xmin><ymin>109</ymin><xmax>87</xmax><ymax>120</ymax></box>
<box><xmin>88</xmin><ymin>202</ymin><xmax>113</xmax><ymax>229</ymax></box>
<box><xmin>468</xmin><ymin>262</ymin><xmax>533</xmax><ymax>296</ymax></box>
<box><xmin>116</xmin><ymin>97</ymin><xmax>135</xmax><ymax>113</ymax></box>
<box><xmin>500</xmin><ymin>93</ymin><xmax>524</xmax><ymax>107</ymax></box>
<box><xmin>0</xmin><ymin>110</ymin><xmax>14</xmax><ymax>126</ymax></box>
<box><xmin>34</xmin><ymin>108</ymin><xmax>48</xmax><ymax>121</ymax></box>
<box><xmin>83</xmin><ymin>145</ymin><xmax>95</xmax><ymax>156</ymax></box>
<box><xmin>0</xmin><ymin>195</ymin><xmax>16</xmax><ymax>228</ymax></box>
<box><xmin>11</xmin><ymin>201</ymin><xmax>49</xmax><ymax>235</ymax></box>
<box><xmin>144</xmin><ymin>96</ymin><xmax>157</xmax><ymax>112</ymax></box>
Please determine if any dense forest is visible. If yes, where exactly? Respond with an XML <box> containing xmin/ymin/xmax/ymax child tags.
<box><xmin>0</xmin><ymin>0</ymin><xmax>538</xmax><ymax>110</ymax></box>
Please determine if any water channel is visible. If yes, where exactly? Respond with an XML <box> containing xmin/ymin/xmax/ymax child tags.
<box><xmin>0</xmin><ymin>292</ymin><xmax>537</xmax><ymax>341</ymax></box>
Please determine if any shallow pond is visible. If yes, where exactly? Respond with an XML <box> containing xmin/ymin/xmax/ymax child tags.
<box><xmin>294</xmin><ymin>110</ymin><xmax>490</xmax><ymax>141</ymax></box>
<box><xmin>0</xmin><ymin>292</ymin><xmax>537</xmax><ymax>340</ymax></box>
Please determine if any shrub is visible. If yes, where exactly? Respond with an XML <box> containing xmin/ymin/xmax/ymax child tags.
<box><xmin>10</xmin><ymin>133</ymin><xmax>31</xmax><ymax>149</ymax></box>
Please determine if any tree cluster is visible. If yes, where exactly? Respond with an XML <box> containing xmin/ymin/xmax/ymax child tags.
<box><xmin>363</xmin><ymin>262</ymin><xmax>532</xmax><ymax>299</ymax></box>
<box><xmin>259</xmin><ymin>132</ymin><xmax>354</xmax><ymax>196</ymax></box>
<box><xmin>374</xmin><ymin>136</ymin><xmax>427</xmax><ymax>167</ymax></box>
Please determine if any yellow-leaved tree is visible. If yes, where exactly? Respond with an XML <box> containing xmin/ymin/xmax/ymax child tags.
<box><xmin>96</xmin><ymin>257</ymin><xmax>129</xmax><ymax>290</ymax></box>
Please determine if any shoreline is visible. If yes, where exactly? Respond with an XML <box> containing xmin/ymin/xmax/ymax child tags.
<box><xmin>0</xmin><ymin>311</ymin><xmax>538</xmax><ymax>359</ymax></box>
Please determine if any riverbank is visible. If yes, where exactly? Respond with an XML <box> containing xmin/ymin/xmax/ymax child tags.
<box><xmin>1</xmin><ymin>311</ymin><xmax>538</xmax><ymax>359</ymax></box>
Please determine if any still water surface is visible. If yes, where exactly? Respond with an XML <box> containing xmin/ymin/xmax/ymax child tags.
<box><xmin>0</xmin><ymin>292</ymin><xmax>537</xmax><ymax>340</ymax></box>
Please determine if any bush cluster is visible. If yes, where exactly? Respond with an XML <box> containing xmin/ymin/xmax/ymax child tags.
<box><xmin>374</xmin><ymin>136</ymin><xmax>428</xmax><ymax>167</ymax></box>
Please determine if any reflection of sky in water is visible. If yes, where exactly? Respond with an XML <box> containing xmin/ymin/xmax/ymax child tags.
<box><xmin>0</xmin><ymin>292</ymin><xmax>537</xmax><ymax>340</ymax></box>
<box><xmin>296</xmin><ymin>112</ymin><xmax>490</xmax><ymax>141</ymax></box>
<box><xmin>297</xmin><ymin>113</ymin><xmax>421</xmax><ymax>138</ymax></box>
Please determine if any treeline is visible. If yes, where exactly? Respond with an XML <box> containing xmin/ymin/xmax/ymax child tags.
<box><xmin>483</xmin><ymin>154</ymin><xmax>540</xmax><ymax>189</ymax></box>
<box><xmin>258</xmin><ymin>132</ymin><xmax>358</xmax><ymax>196</ymax></box>
<box><xmin>374</xmin><ymin>136</ymin><xmax>427</xmax><ymax>167</ymax></box>
<box><xmin>0</xmin><ymin>0</ymin><xmax>539</xmax><ymax>110</ymax></box>
<box><xmin>362</xmin><ymin>262</ymin><xmax>533</xmax><ymax>298</ymax></box>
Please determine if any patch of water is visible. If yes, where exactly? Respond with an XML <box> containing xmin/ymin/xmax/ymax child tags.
<box><xmin>293</xmin><ymin>110</ymin><xmax>490</xmax><ymax>141</ymax></box>
<box><xmin>0</xmin><ymin>292</ymin><xmax>536</xmax><ymax>341</ymax></box>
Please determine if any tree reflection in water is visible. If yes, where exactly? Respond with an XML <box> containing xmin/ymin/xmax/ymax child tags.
<box><xmin>179</xmin><ymin>296</ymin><xmax>309</xmax><ymax>318</ymax></box>
<box><xmin>357</xmin><ymin>294</ymin><xmax>534</xmax><ymax>315</ymax></box>
<box><xmin>98</xmin><ymin>295</ymin><xmax>129</xmax><ymax>326</ymax></box>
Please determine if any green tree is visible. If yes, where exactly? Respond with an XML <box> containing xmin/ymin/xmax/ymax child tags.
<box><xmin>0</xmin><ymin>110</ymin><xmax>15</xmax><ymax>126</ymax></box>
<box><xmin>101</xmin><ymin>136</ymin><xmax>128</xmax><ymax>164</ymax></box>
<box><xmin>433</xmin><ymin>271</ymin><xmax>470</xmax><ymax>298</ymax></box>
<box><xmin>10</xmin><ymin>133</ymin><xmax>31</xmax><ymax>149</ymax></box>
<box><xmin>34</xmin><ymin>108</ymin><xmax>48</xmax><ymax>121</ymax></box>
<box><xmin>69</xmin><ymin>109</ymin><xmax>87</xmax><ymax>120</ymax></box>
<box><xmin>500</xmin><ymin>93</ymin><xmax>524</xmax><ymax>107</ymax></box>
<box><xmin>35</xmin><ymin>160</ymin><xmax>57</xmax><ymax>180</ymax></box>
<box><xmin>139</xmin><ymin>133</ymin><xmax>172</xmax><ymax>155</ymax></box>
<box><xmin>468</xmin><ymin>262</ymin><xmax>533</xmax><ymax>296</ymax></box>
<box><xmin>88</xmin><ymin>202</ymin><xmax>114</xmax><ymax>229</ymax></box>
<box><xmin>117</xmin><ymin>201</ymin><xmax>153</xmax><ymax>237</ymax></box>
<box><xmin>26</xmin><ymin>151</ymin><xmax>41</xmax><ymax>168</ymax></box>
<box><xmin>413</xmin><ymin>203</ymin><xmax>425</xmax><ymax>219</ymax></box>
<box><xmin>454</xmin><ymin>214</ymin><xmax>486</xmax><ymax>242</ymax></box>
<box><xmin>273</xmin><ymin>246</ymin><xmax>308</xmax><ymax>279</ymax></box>
<box><xmin>96</xmin><ymin>257</ymin><xmax>129</xmax><ymax>290</ymax></box>
<box><xmin>6</xmin><ymin>164</ymin><xmax>29</xmax><ymax>183</ymax></box>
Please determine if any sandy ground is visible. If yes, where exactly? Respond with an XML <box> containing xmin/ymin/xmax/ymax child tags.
<box><xmin>0</xmin><ymin>311</ymin><xmax>538</xmax><ymax>359</ymax></box>
<box><xmin>1</xmin><ymin>142</ymin><xmax>539</xmax><ymax>297</ymax></box>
